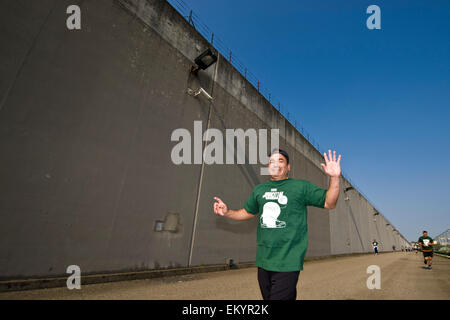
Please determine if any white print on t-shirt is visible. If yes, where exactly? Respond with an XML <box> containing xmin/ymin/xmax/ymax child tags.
<box><xmin>423</xmin><ymin>239</ymin><xmax>430</xmax><ymax>246</ymax></box>
<box><xmin>260</xmin><ymin>189</ymin><xmax>287</xmax><ymax>228</ymax></box>
<box><xmin>262</xmin><ymin>189</ymin><xmax>288</xmax><ymax>205</ymax></box>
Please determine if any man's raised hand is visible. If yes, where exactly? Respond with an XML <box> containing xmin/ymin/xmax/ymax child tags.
<box><xmin>213</xmin><ymin>197</ymin><xmax>228</xmax><ymax>216</ymax></box>
<box><xmin>321</xmin><ymin>150</ymin><xmax>342</xmax><ymax>178</ymax></box>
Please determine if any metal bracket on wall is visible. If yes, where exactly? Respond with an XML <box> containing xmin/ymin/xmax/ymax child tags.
<box><xmin>187</xmin><ymin>87</ymin><xmax>213</xmax><ymax>101</ymax></box>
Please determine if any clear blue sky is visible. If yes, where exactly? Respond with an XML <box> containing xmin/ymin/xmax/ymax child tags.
<box><xmin>173</xmin><ymin>0</ymin><xmax>450</xmax><ymax>241</ymax></box>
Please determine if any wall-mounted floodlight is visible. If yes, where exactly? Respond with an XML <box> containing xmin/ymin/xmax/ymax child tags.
<box><xmin>344</xmin><ymin>186</ymin><xmax>354</xmax><ymax>192</ymax></box>
<box><xmin>386</xmin><ymin>223</ymin><xmax>390</xmax><ymax>226</ymax></box>
<box><xmin>187</xmin><ymin>87</ymin><xmax>213</xmax><ymax>101</ymax></box>
<box><xmin>191</xmin><ymin>48</ymin><xmax>217</xmax><ymax>73</ymax></box>
<box><xmin>373</xmin><ymin>211</ymin><xmax>380</xmax><ymax>216</ymax></box>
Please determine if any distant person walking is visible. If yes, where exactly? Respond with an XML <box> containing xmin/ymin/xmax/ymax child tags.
<box><xmin>213</xmin><ymin>149</ymin><xmax>341</xmax><ymax>300</ymax></box>
<box><xmin>372</xmin><ymin>240</ymin><xmax>379</xmax><ymax>255</ymax></box>
<box><xmin>418</xmin><ymin>231</ymin><xmax>436</xmax><ymax>270</ymax></box>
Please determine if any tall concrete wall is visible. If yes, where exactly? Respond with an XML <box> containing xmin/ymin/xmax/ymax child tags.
<box><xmin>0</xmin><ymin>0</ymin><xmax>410</xmax><ymax>281</ymax></box>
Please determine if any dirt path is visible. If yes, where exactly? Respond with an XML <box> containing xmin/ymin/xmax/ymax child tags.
<box><xmin>1</xmin><ymin>252</ymin><xmax>448</xmax><ymax>300</ymax></box>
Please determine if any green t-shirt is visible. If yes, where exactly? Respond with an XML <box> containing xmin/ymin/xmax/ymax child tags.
<box><xmin>372</xmin><ymin>242</ymin><xmax>378</xmax><ymax>247</ymax></box>
<box><xmin>418</xmin><ymin>236</ymin><xmax>434</xmax><ymax>251</ymax></box>
<box><xmin>244</xmin><ymin>178</ymin><xmax>327</xmax><ymax>272</ymax></box>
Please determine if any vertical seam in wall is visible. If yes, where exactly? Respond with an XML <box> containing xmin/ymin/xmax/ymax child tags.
<box><xmin>0</xmin><ymin>0</ymin><xmax>58</xmax><ymax>113</ymax></box>
<box><xmin>346</xmin><ymin>198</ymin><xmax>366</xmax><ymax>252</ymax></box>
<box><xmin>105</xmin><ymin>52</ymin><xmax>150</xmax><ymax>252</ymax></box>
<box><xmin>188</xmin><ymin>54</ymin><xmax>220</xmax><ymax>267</ymax></box>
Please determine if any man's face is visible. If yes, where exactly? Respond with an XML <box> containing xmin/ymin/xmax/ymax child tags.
<box><xmin>423</xmin><ymin>232</ymin><xmax>428</xmax><ymax>237</ymax></box>
<box><xmin>268</xmin><ymin>153</ymin><xmax>290</xmax><ymax>179</ymax></box>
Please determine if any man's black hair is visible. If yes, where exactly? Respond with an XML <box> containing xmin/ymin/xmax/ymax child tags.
<box><xmin>270</xmin><ymin>148</ymin><xmax>289</xmax><ymax>164</ymax></box>
<box><xmin>423</xmin><ymin>231</ymin><xmax>428</xmax><ymax>233</ymax></box>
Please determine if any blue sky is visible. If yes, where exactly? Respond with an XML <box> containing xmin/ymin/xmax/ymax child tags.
<box><xmin>173</xmin><ymin>0</ymin><xmax>450</xmax><ymax>241</ymax></box>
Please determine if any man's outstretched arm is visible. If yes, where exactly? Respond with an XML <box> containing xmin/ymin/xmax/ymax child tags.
<box><xmin>213</xmin><ymin>197</ymin><xmax>256</xmax><ymax>221</ymax></box>
<box><xmin>324</xmin><ymin>176</ymin><xmax>340</xmax><ymax>209</ymax></box>
<box><xmin>321</xmin><ymin>150</ymin><xmax>341</xmax><ymax>210</ymax></box>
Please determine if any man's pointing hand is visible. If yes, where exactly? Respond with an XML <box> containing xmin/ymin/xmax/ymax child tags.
<box><xmin>213</xmin><ymin>197</ymin><xmax>228</xmax><ymax>216</ymax></box>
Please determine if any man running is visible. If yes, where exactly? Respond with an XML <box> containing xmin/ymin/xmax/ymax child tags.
<box><xmin>213</xmin><ymin>149</ymin><xmax>341</xmax><ymax>300</ymax></box>
<box><xmin>372</xmin><ymin>240</ymin><xmax>379</xmax><ymax>255</ymax></box>
<box><xmin>418</xmin><ymin>231</ymin><xmax>436</xmax><ymax>269</ymax></box>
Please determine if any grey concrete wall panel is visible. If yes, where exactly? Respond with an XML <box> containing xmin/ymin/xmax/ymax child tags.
<box><xmin>378</xmin><ymin>216</ymin><xmax>390</xmax><ymax>251</ymax></box>
<box><xmin>364</xmin><ymin>200</ymin><xmax>377</xmax><ymax>251</ymax></box>
<box><xmin>303</xmin><ymin>158</ymin><xmax>331</xmax><ymax>258</ymax></box>
<box><xmin>367</xmin><ymin>205</ymin><xmax>378</xmax><ymax>247</ymax></box>
<box><xmin>356</xmin><ymin>194</ymin><xmax>373</xmax><ymax>252</ymax></box>
<box><xmin>344</xmin><ymin>191</ymin><xmax>363</xmax><ymax>253</ymax></box>
<box><xmin>329</xmin><ymin>184</ymin><xmax>352</xmax><ymax>255</ymax></box>
<box><xmin>0</xmin><ymin>0</ymin><xmax>210</xmax><ymax>279</ymax></box>
<box><xmin>188</xmin><ymin>79</ymin><xmax>267</xmax><ymax>266</ymax></box>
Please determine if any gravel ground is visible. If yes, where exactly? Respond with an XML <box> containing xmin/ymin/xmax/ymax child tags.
<box><xmin>0</xmin><ymin>252</ymin><xmax>448</xmax><ymax>300</ymax></box>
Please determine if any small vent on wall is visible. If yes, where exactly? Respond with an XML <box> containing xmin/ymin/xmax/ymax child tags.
<box><xmin>154</xmin><ymin>213</ymin><xmax>181</xmax><ymax>233</ymax></box>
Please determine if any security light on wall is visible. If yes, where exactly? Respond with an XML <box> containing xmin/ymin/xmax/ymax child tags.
<box><xmin>191</xmin><ymin>48</ymin><xmax>217</xmax><ymax>74</ymax></box>
<box><xmin>344</xmin><ymin>186</ymin><xmax>354</xmax><ymax>192</ymax></box>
